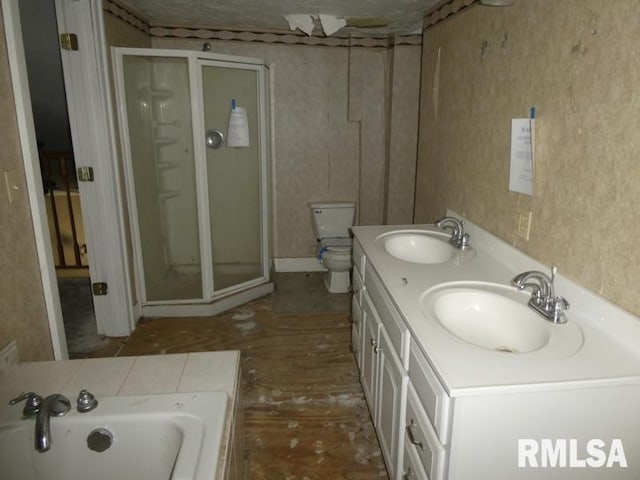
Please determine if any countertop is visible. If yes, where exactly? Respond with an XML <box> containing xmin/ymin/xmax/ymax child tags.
<box><xmin>352</xmin><ymin>220</ymin><xmax>640</xmax><ymax>396</ymax></box>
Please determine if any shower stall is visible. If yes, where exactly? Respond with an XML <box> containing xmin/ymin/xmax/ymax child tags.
<box><xmin>113</xmin><ymin>48</ymin><xmax>271</xmax><ymax>316</ymax></box>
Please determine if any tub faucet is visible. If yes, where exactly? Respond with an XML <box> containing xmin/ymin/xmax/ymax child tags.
<box><xmin>512</xmin><ymin>266</ymin><xmax>569</xmax><ymax>324</ymax></box>
<box><xmin>435</xmin><ymin>216</ymin><xmax>471</xmax><ymax>250</ymax></box>
<box><xmin>9</xmin><ymin>392</ymin><xmax>71</xmax><ymax>452</ymax></box>
<box><xmin>35</xmin><ymin>394</ymin><xmax>71</xmax><ymax>452</ymax></box>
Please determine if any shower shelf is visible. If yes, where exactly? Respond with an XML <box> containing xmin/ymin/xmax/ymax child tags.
<box><xmin>140</xmin><ymin>87</ymin><xmax>172</xmax><ymax>98</ymax></box>
<box><xmin>158</xmin><ymin>190</ymin><xmax>181</xmax><ymax>200</ymax></box>
<box><xmin>150</xmin><ymin>88</ymin><xmax>172</xmax><ymax>97</ymax></box>
<box><xmin>155</xmin><ymin>162</ymin><xmax>181</xmax><ymax>170</ymax></box>
<box><xmin>154</xmin><ymin>137</ymin><xmax>178</xmax><ymax>146</ymax></box>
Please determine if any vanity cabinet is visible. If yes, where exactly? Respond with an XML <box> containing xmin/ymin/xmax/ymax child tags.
<box><xmin>352</xmin><ymin>239</ymin><xmax>410</xmax><ymax>480</ymax></box>
<box><xmin>352</xmin><ymin>237</ymin><xmax>448</xmax><ymax>480</ymax></box>
<box><xmin>361</xmin><ymin>290</ymin><xmax>408</xmax><ymax>480</ymax></box>
<box><xmin>352</xmin><ymin>224</ymin><xmax>640</xmax><ymax>480</ymax></box>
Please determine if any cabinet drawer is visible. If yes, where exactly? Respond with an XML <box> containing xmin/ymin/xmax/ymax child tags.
<box><xmin>365</xmin><ymin>266</ymin><xmax>410</xmax><ymax>368</ymax></box>
<box><xmin>402</xmin><ymin>430</ymin><xmax>429</xmax><ymax>480</ymax></box>
<box><xmin>408</xmin><ymin>340</ymin><xmax>451</xmax><ymax>444</ymax></box>
<box><xmin>353</xmin><ymin>238</ymin><xmax>366</xmax><ymax>277</ymax></box>
<box><xmin>353</xmin><ymin>266</ymin><xmax>364</xmax><ymax>305</ymax></box>
<box><xmin>406</xmin><ymin>382</ymin><xmax>447</xmax><ymax>480</ymax></box>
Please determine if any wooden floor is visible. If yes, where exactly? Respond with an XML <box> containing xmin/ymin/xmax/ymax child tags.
<box><xmin>89</xmin><ymin>277</ymin><xmax>388</xmax><ymax>480</ymax></box>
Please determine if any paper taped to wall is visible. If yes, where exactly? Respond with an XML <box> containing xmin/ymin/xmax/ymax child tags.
<box><xmin>509</xmin><ymin>117</ymin><xmax>534</xmax><ymax>195</ymax></box>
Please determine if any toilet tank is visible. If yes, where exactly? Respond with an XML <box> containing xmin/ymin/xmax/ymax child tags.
<box><xmin>309</xmin><ymin>202</ymin><xmax>356</xmax><ymax>239</ymax></box>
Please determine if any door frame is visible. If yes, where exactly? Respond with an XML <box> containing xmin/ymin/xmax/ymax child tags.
<box><xmin>2</xmin><ymin>0</ymin><xmax>67</xmax><ymax>359</ymax></box>
<box><xmin>2</xmin><ymin>0</ymin><xmax>135</xmax><ymax>358</ymax></box>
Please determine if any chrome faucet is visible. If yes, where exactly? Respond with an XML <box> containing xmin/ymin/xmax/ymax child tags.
<box><xmin>9</xmin><ymin>392</ymin><xmax>71</xmax><ymax>452</ymax></box>
<box><xmin>512</xmin><ymin>266</ymin><xmax>570</xmax><ymax>324</ymax></box>
<box><xmin>435</xmin><ymin>216</ymin><xmax>471</xmax><ymax>250</ymax></box>
<box><xmin>35</xmin><ymin>394</ymin><xmax>71</xmax><ymax>452</ymax></box>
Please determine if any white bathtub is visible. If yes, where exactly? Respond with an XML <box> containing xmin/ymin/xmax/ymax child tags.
<box><xmin>0</xmin><ymin>391</ymin><xmax>228</xmax><ymax>480</ymax></box>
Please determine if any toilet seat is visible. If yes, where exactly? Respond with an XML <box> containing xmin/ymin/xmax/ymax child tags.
<box><xmin>317</xmin><ymin>237</ymin><xmax>353</xmax><ymax>280</ymax></box>
<box><xmin>318</xmin><ymin>237</ymin><xmax>352</xmax><ymax>256</ymax></box>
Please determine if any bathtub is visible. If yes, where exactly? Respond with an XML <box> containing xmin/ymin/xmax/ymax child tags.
<box><xmin>0</xmin><ymin>391</ymin><xmax>228</xmax><ymax>480</ymax></box>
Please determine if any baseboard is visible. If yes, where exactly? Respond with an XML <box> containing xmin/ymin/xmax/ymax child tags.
<box><xmin>273</xmin><ymin>257</ymin><xmax>326</xmax><ymax>272</ymax></box>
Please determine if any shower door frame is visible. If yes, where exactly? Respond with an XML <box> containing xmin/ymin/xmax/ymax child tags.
<box><xmin>113</xmin><ymin>48</ymin><xmax>271</xmax><ymax>312</ymax></box>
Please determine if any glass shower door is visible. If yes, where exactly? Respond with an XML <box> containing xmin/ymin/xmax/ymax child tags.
<box><xmin>120</xmin><ymin>54</ymin><xmax>203</xmax><ymax>302</ymax></box>
<box><xmin>200</xmin><ymin>61</ymin><xmax>265</xmax><ymax>292</ymax></box>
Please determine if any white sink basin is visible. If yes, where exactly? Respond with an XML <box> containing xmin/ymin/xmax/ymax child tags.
<box><xmin>420</xmin><ymin>282</ymin><xmax>583</xmax><ymax>357</ymax></box>
<box><xmin>377</xmin><ymin>230</ymin><xmax>456</xmax><ymax>264</ymax></box>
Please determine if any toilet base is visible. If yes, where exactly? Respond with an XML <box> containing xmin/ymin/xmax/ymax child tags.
<box><xmin>324</xmin><ymin>270</ymin><xmax>350</xmax><ymax>293</ymax></box>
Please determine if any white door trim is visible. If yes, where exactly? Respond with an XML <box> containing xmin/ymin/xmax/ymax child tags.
<box><xmin>1</xmin><ymin>0</ymin><xmax>68</xmax><ymax>359</ymax></box>
<box><xmin>54</xmin><ymin>0</ymin><xmax>134</xmax><ymax>336</ymax></box>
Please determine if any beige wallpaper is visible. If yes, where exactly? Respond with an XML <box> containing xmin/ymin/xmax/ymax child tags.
<box><xmin>152</xmin><ymin>37</ymin><xmax>421</xmax><ymax>258</ymax></box>
<box><xmin>415</xmin><ymin>0</ymin><xmax>640</xmax><ymax>317</ymax></box>
<box><xmin>0</xmin><ymin>9</ymin><xmax>53</xmax><ymax>361</ymax></box>
<box><xmin>387</xmin><ymin>45</ymin><xmax>421</xmax><ymax>225</ymax></box>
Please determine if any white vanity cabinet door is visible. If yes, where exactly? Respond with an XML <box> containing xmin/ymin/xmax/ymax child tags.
<box><xmin>353</xmin><ymin>265</ymin><xmax>365</xmax><ymax>305</ymax></box>
<box><xmin>351</xmin><ymin>296</ymin><xmax>363</xmax><ymax>370</ymax></box>
<box><xmin>365</xmin><ymin>266</ymin><xmax>410</xmax><ymax>369</ymax></box>
<box><xmin>353</xmin><ymin>237</ymin><xmax>366</xmax><ymax>277</ymax></box>
<box><xmin>361</xmin><ymin>292</ymin><xmax>380</xmax><ymax>411</ymax></box>
<box><xmin>377</xmin><ymin>324</ymin><xmax>409</xmax><ymax>480</ymax></box>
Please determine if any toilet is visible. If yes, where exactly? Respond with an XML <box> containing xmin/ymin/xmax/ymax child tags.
<box><xmin>309</xmin><ymin>201</ymin><xmax>356</xmax><ymax>293</ymax></box>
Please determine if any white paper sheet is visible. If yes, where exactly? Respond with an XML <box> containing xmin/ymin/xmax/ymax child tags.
<box><xmin>509</xmin><ymin>118</ymin><xmax>534</xmax><ymax>196</ymax></box>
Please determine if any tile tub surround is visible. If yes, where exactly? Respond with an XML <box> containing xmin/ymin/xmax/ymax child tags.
<box><xmin>0</xmin><ymin>351</ymin><xmax>240</xmax><ymax>480</ymax></box>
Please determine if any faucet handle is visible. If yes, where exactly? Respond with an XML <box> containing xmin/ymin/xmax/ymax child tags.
<box><xmin>9</xmin><ymin>392</ymin><xmax>43</xmax><ymax>416</ymax></box>
<box><xmin>76</xmin><ymin>389</ymin><xmax>98</xmax><ymax>413</ymax></box>
<box><xmin>551</xmin><ymin>296</ymin><xmax>570</xmax><ymax>324</ymax></box>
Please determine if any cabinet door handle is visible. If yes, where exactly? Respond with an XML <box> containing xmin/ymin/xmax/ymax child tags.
<box><xmin>370</xmin><ymin>338</ymin><xmax>377</xmax><ymax>347</ymax></box>
<box><xmin>406</xmin><ymin>420</ymin><xmax>425</xmax><ymax>450</ymax></box>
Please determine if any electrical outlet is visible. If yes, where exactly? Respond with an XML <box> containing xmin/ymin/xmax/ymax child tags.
<box><xmin>0</xmin><ymin>340</ymin><xmax>18</xmax><ymax>375</ymax></box>
<box><xmin>515</xmin><ymin>209</ymin><xmax>532</xmax><ymax>241</ymax></box>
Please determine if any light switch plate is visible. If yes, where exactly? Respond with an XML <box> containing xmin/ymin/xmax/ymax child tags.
<box><xmin>515</xmin><ymin>208</ymin><xmax>532</xmax><ymax>241</ymax></box>
<box><xmin>3</xmin><ymin>169</ymin><xmax>19</xmax><ymax>204</ymax></box>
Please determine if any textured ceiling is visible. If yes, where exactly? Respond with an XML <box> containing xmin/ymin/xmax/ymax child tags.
<box><xmin>116</xmin><ymin>0</ymin><xmax>443</xmax><ymax>36</ymax></box>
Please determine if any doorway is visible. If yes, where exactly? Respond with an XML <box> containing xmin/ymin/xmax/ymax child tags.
<box><xmin>3</xmin><ymin>0</ymin><xmax>135</xmax><ymax>359</ymax></box>
<box><xmin>18</xmin><ymin>0</ymin><xmax>106</xmax><ymax>357</ymax></box>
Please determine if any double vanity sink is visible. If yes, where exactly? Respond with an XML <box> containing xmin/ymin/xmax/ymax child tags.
<box><xmin>376</xmin><ymin>228</ymin><xmax>582</xmax><ymax>361</ymax></box>
<box><xmin>351</xmin><ymin>216</ymin><xmax>640</xmax><ymax>479</ymax></box>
